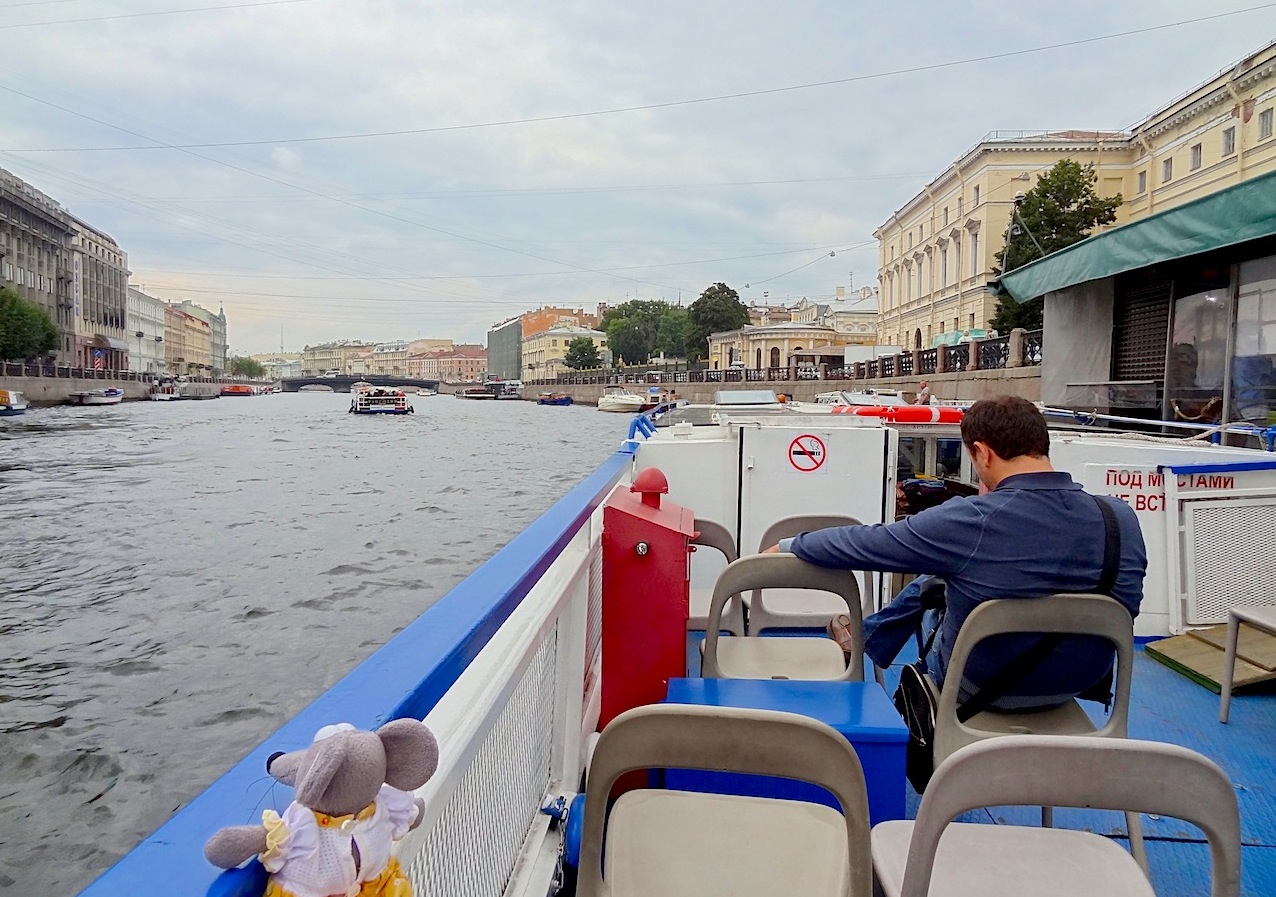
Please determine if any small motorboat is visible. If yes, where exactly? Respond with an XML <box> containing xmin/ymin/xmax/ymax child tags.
<box><xmin>597</xmin><ymin>386</ymin><xmax>645</xmax><ymax>413</ymax></box>
<box><xmin>67</xmin><ymin>387</ymin><xmax>124</xmax><ymax>406</ymax></box>
<box><xmin>221</xmin><ymin>384</ymin><xmax>255</xmax><ymax>397</ymax></box>
<box><xmin>417</xmin><ymin>388</ymin><xmax>437</xmax><ymax>396</ymax></box>
<box><xmin>537</xmin><ymin>392</ymin><xmax>573</xmax><ymax>406</ymax></box>
<box><xmin>0</xmin><ymin>389</ymin><xmax>28</xmax><ymax>416</ymax></box>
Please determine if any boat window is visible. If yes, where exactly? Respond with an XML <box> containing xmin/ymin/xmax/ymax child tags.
<box><xmin>897</xmin><ymin>436</ymin><xmax>927</xmax><ymax>479</ymax></box>
<box><xmin>1166</xmin><ymin>270</ymin><xmax>1231</xmax><ymax>425</ymax></box>
<box><xmin>936</xmin><ymin>438</ymin><xmax>963</xmax><ymax>479</ymax></box>
<box><xmin>713</xmin><ymin>390</ymin><xmax>779</xmax><ymax>405</ymax></box>
<box><xmin>1232</xmin><ymin>257</ymin><xmax>1276</xmax><ymax>425</ymax></box>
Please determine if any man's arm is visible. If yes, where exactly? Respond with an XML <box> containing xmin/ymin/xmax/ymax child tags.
<box><xmin>780</xmin><ymin>496</ymin><xmax>987</xmax><ymax>576</ymax></box>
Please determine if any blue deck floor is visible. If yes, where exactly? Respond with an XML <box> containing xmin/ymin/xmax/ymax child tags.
<box><xmin>886</xmin><ymin>647</ymin><xmax>1276</xmax><ymax>897</ymax></box>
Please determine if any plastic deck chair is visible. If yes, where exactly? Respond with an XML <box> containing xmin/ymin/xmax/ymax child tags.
<box><xmin>928</xmin><ymin>593</ymin><xmax>1147</xmax><ymax>871</ymax></box>
<box><xmin>577</xmin><ymin>703</ymin><xmax>874</xmax><ymax>897</ymax></box>
<box><xmin>688</xmin><ymin>518</ymin><xmax>744</xmax><ymax>636</ymax></box>
<box><xmin>871</xmin><ymin>735</ymin><xmax>1241</xmax><ymax>897</ymax></box>
<box><xmin>702</xmin><ymin>554</ymin><xmax>863</xmax><ymax>681</ymax></box>
<box><xmin>1219</xmin><ymin>604</ymin><xmax>1276</xmax><ymax>723</ymax></box>
<box><xmin>752</xmin><ymin>515</ymin><xmax>871</xmax><ymax>633</ymax></box>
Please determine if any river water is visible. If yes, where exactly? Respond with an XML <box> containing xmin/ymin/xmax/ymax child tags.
<box><xmin>0</xmin><ymin>392</ymin><xmax>629</xmax><ymax>895</ymax></box>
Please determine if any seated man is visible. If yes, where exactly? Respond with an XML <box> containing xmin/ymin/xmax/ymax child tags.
<box><xmin>768</xmin><ymin>395</ymin><xmax>1147</xmax><ymax>710</ymax></box>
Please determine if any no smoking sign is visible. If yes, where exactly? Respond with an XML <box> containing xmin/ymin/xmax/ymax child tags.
<box><xmin>788</xmin><ymin>434</ymin><xmax>827</xmax><ymax>472</ymax></box>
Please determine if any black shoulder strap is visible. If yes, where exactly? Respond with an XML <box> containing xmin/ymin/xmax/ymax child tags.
<box><xmin>956</xmin><ymin>493</ymin><xmax>1123</xmax><ymax>722</ymax></box>
<box><xmin>1093</xmin><ymin>495</ymin><xmax>1121</xmax><ymax>597</ymax></box>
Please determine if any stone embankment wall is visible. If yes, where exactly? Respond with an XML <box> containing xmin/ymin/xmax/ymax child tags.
<box><xmin>525</xmin><ymin>368</ymin><xmax>1040</xmax><ymax>406</ymax></box>
<box><xmin>3</xmin><ymin>376</ymin><xmax>223</xmax><ymax>406</ymax></box>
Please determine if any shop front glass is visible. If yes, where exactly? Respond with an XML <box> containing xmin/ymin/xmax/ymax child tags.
<box><xmin>1233</xmin><ymin>256</ymin><xmax>1276</xmax><ymax>425</ymax></box>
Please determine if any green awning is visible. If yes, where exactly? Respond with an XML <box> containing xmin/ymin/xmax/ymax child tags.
<box><xmin>998</xmin><ymin>167</ymin><xmax>1276</xmax><ymax>302</ymax></box>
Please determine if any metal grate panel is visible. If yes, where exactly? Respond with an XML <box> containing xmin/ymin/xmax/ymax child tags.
<box><xmin>1112</xmin><ymin>279</ymin><xmax>1170</xmax><ymax>382</ymax></box>
<box><xmin>406</xmin><ymin>628</ymin><xmax>558</xmax><ymax>897</ymax></box>
<box><xmin>1183</xmin><ymin>497</ymin><xmax>1276</xmax><ymax>624</ymax></box>
<box><xmin>586</xmin><ymin>545</ymin><xmax>603</xmax><ymax>673</ymax></box>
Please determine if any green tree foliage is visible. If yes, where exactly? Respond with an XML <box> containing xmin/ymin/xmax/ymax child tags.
<box><xmin>685</xmin><ymin>283</ymin><xmax>748</xmax><ymax>362</ymax></box>
<box><xmin>655</xmin><ymin>307</ymin><xmax>688</xmax><ymax>358</ymax></box>
<box><xmin>602</xmin><ymin>300</ymin><xmax>667</xmax><ymax>364</ymax></box>
<box><xmin>229</xmin><ymin>355</ymin><xmax>267</xmax><ymax>378</ymax></box>
<box><xmin>563</xmin><ymin>336</ymin><xmax>601</xmax><ymax>370</ymax></box>
<box><xmin>0</xmin><ymin>287</ymin><xmax>59</xmax><ymax>361</ymax></box>
<box><xmin>991</xmin><ymin>159</ymin><xmax>1122</xmax><ymax>331</ymax></box>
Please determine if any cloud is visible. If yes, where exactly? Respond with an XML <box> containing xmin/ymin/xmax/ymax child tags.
<box><xmin>1</xmin><ymin>0</ymin><xmax>1270</xmax><ymax>351</ymax></box>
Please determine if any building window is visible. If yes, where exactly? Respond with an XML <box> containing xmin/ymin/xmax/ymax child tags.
<box><xmin>942</xmin><ymin>207</ymin><xmax>949</xmax><ymax>226</ymax></box>
<box><xmin>919</xmin><ymin>224</ymin><xmax>924</xmax><ymax>241</ymax></box>
<box><xmin>972</xmin><ymin>185</ymin><xmax>980</xmax><ymax>205</ymax></box>
<box><xmin>1190</xmin><ymin>143</ymin><xmax>1202</xmax><ymax>170</ymax></box>
<box><xmin>1223</xmin><ymin>126</ymin><xmax>1236</xmax><ymax>156</ymax></box>
<box><xmin>1262</xmin><ymin>108</ymin><xmax>1274</xmax><ymax>140</ymax></box>
<box><xmin>1162</xmin><ymin>158</ymin><xmax>1173</xmax><ymax>183</ymax></box>
<box><xmin>940</xmin><ymin>247</ymin><xmax>948</xmax><ymax>286</ymax></box>
<box><xmin>970</xmin><ymin>231</ymin><xmax>979</xmax><ymax>276</ymax></box>
<box><xmin>1137</xmin><ymin>170</ymin><xmax>1147</xmax><ymax>194</ymax></box>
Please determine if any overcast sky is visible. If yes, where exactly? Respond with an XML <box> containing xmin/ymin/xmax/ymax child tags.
<box><xmin>2</xmin><ymin>1</ymin><xmax>1273</xmax><ymax>354</ymax></box>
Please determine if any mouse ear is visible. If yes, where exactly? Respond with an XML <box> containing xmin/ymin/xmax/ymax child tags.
<box><xmin>294</xmin><ymin>735</ymin><xmax>348</xmax><ymax>807</ymax></box>
<box><xmin>377</xmin><ymin>719</ymin><xmax>439</xmax><ymax>791</ymax></box>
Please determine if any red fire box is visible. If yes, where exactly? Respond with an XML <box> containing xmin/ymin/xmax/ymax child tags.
<box><xmin>600</xmin><ymin>467</ymin><xmax>696</xmax><ymax>728</ymax></box>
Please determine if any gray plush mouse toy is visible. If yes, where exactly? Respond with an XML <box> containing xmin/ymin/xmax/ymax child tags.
<box><xmin>204</xmin><ymin>719</ymin><xmax>438</xmax><ymax>897</ymax></box>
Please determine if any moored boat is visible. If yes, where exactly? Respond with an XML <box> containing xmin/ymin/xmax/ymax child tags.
<box><xmin>537</xmin><ymin>392</ymin><xmax>573</xmax><ymax>406</ymax></box>
<box><xmin>457</xmin><ymin>386</ymin><xmax>497</xmax><ymax>400</ymax></box>
<box><xmin>0</xmin><ymin>388</ymin><xmax>28</xmax><ymax>415</ymax></box>
<box><xmin>220</xmin><ymin>384</ymin><xmax>255</xmax><ymax>397</ymax></box>
<box><xmin>66</xmin><ymin>387</ymin><xmax>124</xmax><ymax>406</ymax></box>
<box><xmin>597</xmin><ymin>385</ymin><xmax>645</xmax><ymax>413</ymax></box>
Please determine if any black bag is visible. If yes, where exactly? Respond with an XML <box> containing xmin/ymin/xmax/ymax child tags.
<box><xmin>892</xmin><ymin>495</ymin><xmax>1122</xmax><ymax>793</ymax></box>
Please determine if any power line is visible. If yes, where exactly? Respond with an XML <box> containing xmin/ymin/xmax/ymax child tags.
<box><xmin>6</xmin><ymin>4</ymin><xmax>1273</xmax><ymax>149</ymax></box>
<box><xmin>0</xmin><ymin>0</ymin><xmax>320</xmax><ymax>30</ymax></box>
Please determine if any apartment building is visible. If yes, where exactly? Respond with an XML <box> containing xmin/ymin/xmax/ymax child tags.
<box><xmin>127</xmin><ymin>287</ymin><xmax>167</xmax><ymax>373</ymax></box>
<box><xmin>522</xmin><ymin>325</ymin><xmax>606</xmax><ymax>380</ymax></box>
<box><xmin>875</xmin><ymin>40</ymin><xmax>1276</xmax><ymax>349</ymax></box>
<box><xmin>0</xmin><ymin>168</ymin><xmax>75</xmax><ymax>362</ymax></box>
<box><xmin>411</xmin><ymin>344</ymin><xmax>487</xmax><ymax>381</ymax></box>
<box><xmin>163</xmin><ymin>303</ymin><xmax>212</xmax><ymax>374</ymax></box>
<box><xmin>70</xmin><ymin>219</ymin><xmax>131</xmax><ymax>371</ymax></box>
<box><xmin>302</xmin><ymin>340</ymin><xmax>374</xmax><ymax>375</ymax></box>
<box><xmin>173</xmin><ymin>300</ymin><xmax>227</xmax><ymax>373</ymax></box>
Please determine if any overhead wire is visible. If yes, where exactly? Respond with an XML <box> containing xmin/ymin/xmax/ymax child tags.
<box><xmin>0</xmin><ymin>0</ymin><xmax>321</xmax><ymax>30</ymax></box>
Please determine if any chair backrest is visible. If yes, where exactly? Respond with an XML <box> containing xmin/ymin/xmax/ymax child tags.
<box><xmin>934</xmin><ymin>593</ymin><xmax>1134</xmax><ymax>759</ymax></box>
<box><xmin>692</xmin><ymin>518</ymin><xmax>745</xmax><ymax>635</ymax></box>
<box><xmin>898</xmin><ymin>735</ymin><xmax>1241</xmax><ymax>897</ymax></box>
<box><xmin>702</xmin><ymin>554</ymin><xmax>864</xmax><ymax>680</ymax></box>
<box><xmin>754</xmin><ymin>515</ymin><xmax>872</xmax><ymax>629</ymax></box>
<box><xmin>578</xmin><ymin>703</ymin><xmax>873</xmax><ymax>897</ymax></box>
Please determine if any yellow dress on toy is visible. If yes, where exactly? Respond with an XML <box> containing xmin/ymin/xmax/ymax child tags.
<box><xmin>260</xmin><ymin>784</ymin><xmax>419</xmax><ymax>897</ymax></box>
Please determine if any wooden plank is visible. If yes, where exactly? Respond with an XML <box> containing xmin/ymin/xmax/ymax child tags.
<box><xmin>1144</xmin><ymin>634</ymin><xmax>1276</xmax><ymax>694</ymax></box>
<box><xmin>1186</xmin><ymin>623</ymin><xmax>1276</xmax><ymax>671</ymax></box>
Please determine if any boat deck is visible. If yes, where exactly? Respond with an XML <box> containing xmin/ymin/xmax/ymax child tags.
<box><xmin>882</xmin><ymin>644</ymin><xmax>1276</xmax><ymax>896</ymax></box>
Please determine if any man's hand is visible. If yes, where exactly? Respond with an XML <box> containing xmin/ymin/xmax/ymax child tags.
<box><xmin>762</xmin><ymin>544</ymin><xmax>782</xmax><ymax>554</ymax></box>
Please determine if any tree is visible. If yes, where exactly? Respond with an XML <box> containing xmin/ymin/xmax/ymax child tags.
<box><xmin>562</xmin><ymin>337</ymin><xmax>601</xmax><ymax>370</ymax></box>
<box><xmin>229</xmin><ymin>355</ymin><xmax>266</xmax><ymax>378</ymax></box>
<box><xmin>0</xmin><ymin>287</ymin><xmax>59</xmax><ymax>361</ymax></box>
<box><xmin>655</xmin><ymin>307</ymin><xmax>688</xmax><ymax>358</ymax></box>
<box><xmin>991</xmin><ymin>159</ymin><xmax>1122</xmax><ymax>331</ymax></box>
<box><xmin>602</xmin><ymin>300</ymin><xmax>666</xmax><ymax>364</ymax></box>
<box><xmin>685</xmin><ymin>283</ymin><xmax>748</xmax><ymax>363</ymax></box>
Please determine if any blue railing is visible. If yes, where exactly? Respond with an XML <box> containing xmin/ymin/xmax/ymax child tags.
<box><xmin>76</xmin><ymin>446</ymin><xmax>634</xmax><ymax>897</ymax></box>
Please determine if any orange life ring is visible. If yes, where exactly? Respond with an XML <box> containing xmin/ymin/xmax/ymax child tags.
<box><xmin>830</xmin><ymin>404</ymin><xmax>964</xmax><ymax>423</ymax></box>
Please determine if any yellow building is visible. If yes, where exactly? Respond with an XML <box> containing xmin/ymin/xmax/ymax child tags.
<box><xmin>522</xmin><ymin>325</ymin><xmax>606</xmax><ymax>380</ymax></box>
<box><xmin>875</xmin><ymin>40</ymin><xmax>1276</xmax><ymax>349</ymax></box>
<box><xmin>708</xmin><ymin>291</ymin><xmax>878</xmax><ymax>369</ymax></box>
<box><xmin>302</xmin><ymin>340</ymin><xmax>374</xmax><ymax>375</ymax></box>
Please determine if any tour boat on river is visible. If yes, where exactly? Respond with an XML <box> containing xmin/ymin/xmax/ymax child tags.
<box><xmin>77</xmin><ymin>393</ymin><xmax>1276</xmax><ymax>897</ymax></box>
<box><xmin>348</xmin><ymin>383</ymin><xmax>413</xmax><ymax>414</ymax></box>
<box><xmin>66</xmin><ymin>387</ymin><xmax>124</xmax><ymax>406</ymax></box>
<box><xmin>0</xmin><ymin>389</ymin><xmax>28</xmax><ymax>415</ymax></box>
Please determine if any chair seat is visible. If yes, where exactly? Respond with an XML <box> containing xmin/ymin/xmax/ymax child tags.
<box><xmin>871</xmin><ymin>820</ymin><xmax>1154</xmax><ymax>897</ymax></box>
<box><xmin>606</xmin><ymin>789</ymin><xmax>850</xmax><ymax>897</ymax></box>
<box><xmin>708</xmin><ymin>635</ymin><xmax>849</xmax><ymax>680</ymax></box>
<box><xmin>1232</xmin><ymin>604</ymin><xmax>1276</xmax><ymax>631</ymax></box>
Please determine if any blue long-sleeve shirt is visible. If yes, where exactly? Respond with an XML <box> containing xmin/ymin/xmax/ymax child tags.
<box><xmin>787</xmin><ymin>471</ymin><xmax>1147</xmax><ymax>707</ymax></box>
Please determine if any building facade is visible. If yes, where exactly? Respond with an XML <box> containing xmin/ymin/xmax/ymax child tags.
<box><xmin>412</xmin><ymin>344</ymin><xmax>487</xmax><ymax>381</ymax></box>
<box><xmin>487</xmin><ymin>316</ymin><xmax>522</xmax><ymax>381</ymax></box>
<box><xmin>0</xmin><ymin>168</ymin><xmax>75</xmax><ymax>362</ymax></box>
<box><xmin>522</xmin><ymin>325</ymin><xmax>606</xmax><ymax>380</ymax></box>
<box><xmin>708</xmin><ymin>322</ymin><xmax>858</xmax><ymax>370</ymax></box>
<box><xmin>127</xmin><ymin>287</ymin><xmax>167</xmax><ymax>373</ymax></box>
<box><xmin>69</xmin><ymin>219</ymin><xmax>131</xmax><ymax>371</ymax></box>
<box><xmin>876</xmin><ymin>40</ymin><xmax>1276</xmax><ymax>350</ymax></box>
<box><xmin>174</xmin><ymin>300</ymin><xmax>227</xmax><ymax>373</ymax></box>
<box><xmin>302</xmin><ymin>341</ymin><xmax>374</xmax><ymax>375</ymax></box>
<box><xmin>163</xmin><ymin>304</ymin><xmax>212</xmax><ymax>374</ymax></box>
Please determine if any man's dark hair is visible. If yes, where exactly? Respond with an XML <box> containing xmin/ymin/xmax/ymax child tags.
<box><xmin>960</xmin><ymin>395</ymin><xmax>1049</xmax><ymax>459</ymax></box>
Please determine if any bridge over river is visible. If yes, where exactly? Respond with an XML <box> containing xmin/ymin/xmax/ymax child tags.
<box><xmin>280</xmin><ymin>375</ymin><xmax>440</xmax><ymax>393</ymax></box>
